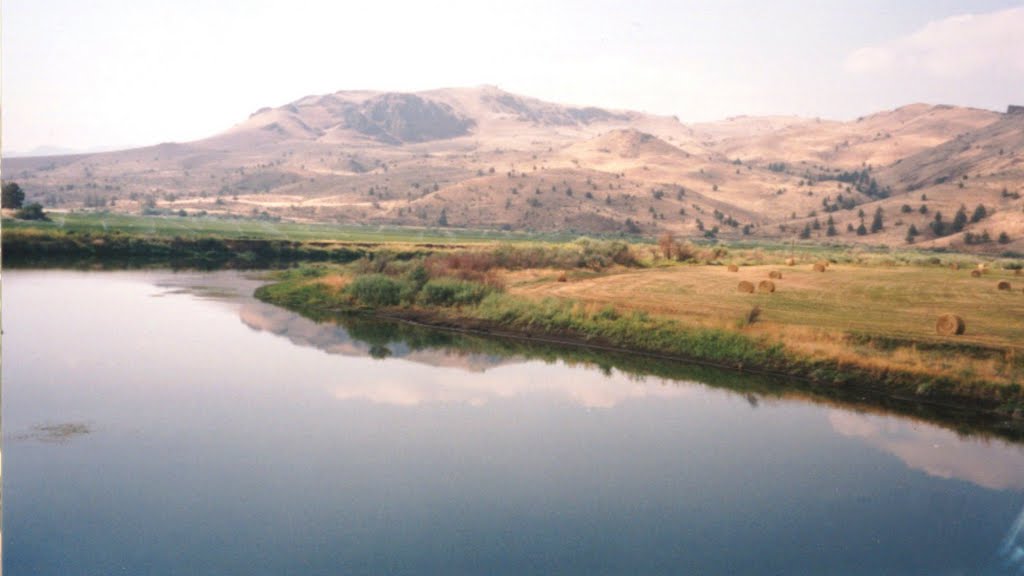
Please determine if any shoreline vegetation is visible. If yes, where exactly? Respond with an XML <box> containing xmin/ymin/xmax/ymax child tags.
<box><xmin>4</xmin><ymin>213</ymin><xmax>1023</xmax><ymax>433</ymax></box>
<box><xmin>250</xmin><ymin>238</ymin><xmax>1024</xmax><ymax>427</ymax></box>
<box><xmin>300</xmin><ymin>312</ymin><xmax>1024</xmax><ymax>443</ymax></box>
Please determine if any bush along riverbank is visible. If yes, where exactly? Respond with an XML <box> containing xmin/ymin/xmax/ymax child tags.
<box><xmin>254</xmin><ymin>247</ymin><xmax>1024</xmax><ymax>426</ymax></box>
<box><xmin>0</xmin><ymin>227</ymin><xmax>434</xmax><ymax>268</ymax></box>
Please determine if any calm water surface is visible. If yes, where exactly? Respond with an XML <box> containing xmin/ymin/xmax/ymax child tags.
<box><xmin>4</xmin><ymin>269</ymin><xmax>1024</xmax><ymax>575</ymax></box>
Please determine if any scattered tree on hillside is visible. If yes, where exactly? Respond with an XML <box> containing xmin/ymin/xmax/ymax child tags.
<box><xmin>832</xmin><ymin>168</ymin><xmax>890</xmax><ymax>199</ymax></box>
<box><xmin>964</xmin><ymin>230</ymin><xmax>993</xmax><ymax>245</ymax></box>
<box><xmin>905</xmin><ymin>224</ymin><xmax>919</xmax><ymax>244</ymax></box>
<box><xmin>856</xmin><ymin>222</ymin><xmax>868</xmax><ymax>236</ymax></box>
<box><xmin>437</xmin><ymin>208</ymin><xmax>448</xmax><ymax>227</ymax></box>
<box><xmin>2</xmin><ymin>181</ymin><xmax>25</xmax><ymax>209</ymax></box>
<box><xmin>837</xmin><ymin>194</ymin><xmax>855</xmax><ymax>211</ymax></box>
<box><xmin>931</xmin><ymin>212</ymin><xmax>947</xmax><ymax>237</ymax></box>
<box><xmin>870</xmin><ymin>207</ymin><xmax>884</xmax><ymax>233</ymax></box>
<box><xmin>826</xmin><ymin>215</ymin><xmax>837</xmax><ymax>237</ymax></box>
<box><xmin>800</xmin><ymin>224</ymin><xmax>812</xmax><ymax>239</ymax></box>
<box><xmin>998</xmin><ymin>231</ymin><xmax>1011</xmax><ymax>244</ymax></box>
<box><xmin>951</xmin><ymin>205</ymin><xmax>968</xmax><ymax>233</ymax></box>
<box><xmin>970</xmin><ymin>204</ymin><xmax>987</xmax><ymax>223</ymax></box>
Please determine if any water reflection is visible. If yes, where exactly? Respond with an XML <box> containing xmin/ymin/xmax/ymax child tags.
<box><xmin>238</xmin><ymin>290</ymin><xmax>1024</xmax><ymax>450</ymax></box>
<box><xmin>6</xmin><ymin>269</ymin><xmax>1024</xmax><ymax>575</ymax></box>
<box><xmin>830</xmin><ymin>411</ymin><xmax>1024</xmax><ymax>490</ymax></box>
<box><xmin>329</xmin><ymin>364</ymin><xmax>695</xmax><ymax>408</ymax></box>
<box><xmin>238</xmin><ymin>300</ymin><xmax>694</xmax><ymax>408</ymax></box>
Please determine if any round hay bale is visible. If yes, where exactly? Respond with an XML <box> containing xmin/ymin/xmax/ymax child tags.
<box><xmin>769</xmin><ymin>271</ymin><xmax>783</xmax><ymax>279</ymax></box>
<box><xmin>757</xmin><ymin>280</ymin><xmax>776</xmax><ymax>293</ymax></box>
<box><xmin>970</xmin><ymin>269</ymin><xmax>982</xmax><ymax>278</ymax></box>
<box><xmin>998</xmin><ymin>281</ymin><xmax>1012</xmax><ymax>291</ymax></box>
<box><xmin>936</xmin><ymin>314</ymin><xmax>965</xmax><ymax>336</ymax></box>
<box><xmin>813</xmin><ymin>262</ymin><xmax>827</xmax><ymax>272</ymax></box>
<box><xmin>949</xmin><ymin>263</ymin><xmax>960</xmax><ymax>271</ymax></box>
<box><xmin>727</xmin><ymin>264</ymin><xmax>739</xmax><ymax>272</ymax></box>
<box><xmin>737</xmin><ymin>281</ymin><xmax>755</xmax><ymax>293</ymax></box>
<box><xmin>557</xmin><ymin>271</ymin><xmax>568</xmax><ymax>282</ymax></box>
<box><xmin>785</xmin><ymin>257</ymin><xmax>796</xmax><ymax>266</ymax></box>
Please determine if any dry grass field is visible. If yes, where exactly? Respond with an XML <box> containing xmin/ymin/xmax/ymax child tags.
<box><xmin>504</xmin><ymin>259</ymin><xmax>1024</xmax><ymax>384</ymax></box>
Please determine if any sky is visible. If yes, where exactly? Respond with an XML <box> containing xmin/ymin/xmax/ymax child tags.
<box><xmin>3</xmin><ymin>0</ymin><xmax>1023</xmax><ymax>154</ymax></box>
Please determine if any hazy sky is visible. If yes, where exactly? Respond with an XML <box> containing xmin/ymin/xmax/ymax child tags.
<box><xmin>3</xmin><ymin>0</ymin><xmax>1023</xmax><ymax>153</ymax></box>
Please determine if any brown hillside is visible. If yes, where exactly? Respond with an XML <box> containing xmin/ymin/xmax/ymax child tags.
<box><xmin>2</xmin><ymin>87</ymin><xmax>1021</xmax><ymax>252</ymax></box>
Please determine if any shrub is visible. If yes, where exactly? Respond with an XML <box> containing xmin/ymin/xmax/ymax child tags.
<box><xmin>419</xmin><ymin>278</ymin><xmax>493</xmax><ymax>307</ymax></box>
<box><xmin>347</xmin><ymin>274</ymin><xmax>402</xmax><ymax>307</ymax></box>
<box><xmin>15</xmin><ymin>202</ymin><xmax>49</xmax><ymax>221</ymax></box>
<box><xmin>427</xmin><ymin>240</ymin><xmax>639</xmax><ymax>278</ymax></box>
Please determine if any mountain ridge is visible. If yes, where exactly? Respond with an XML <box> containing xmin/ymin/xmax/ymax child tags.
<box><xmin>3</xmin><ymin>86</ymin><xmax>1021</xmax><ymax>253</ymax></box>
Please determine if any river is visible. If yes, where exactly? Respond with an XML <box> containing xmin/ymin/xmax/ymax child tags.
<box><xmin>4</xmin><ymin>269</ymin><xmax>1024</xmax><ymax>575</ymax></box>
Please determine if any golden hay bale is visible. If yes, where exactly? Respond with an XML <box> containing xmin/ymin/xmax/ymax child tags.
<box><xmin>997</xmin><ymin>281</ymin><xmax>1012</xmax><ymax>291</ymax></box>
<box><xmin>738</xmin><ymin>281</ymin><xmax>755</xmax><ymax>293</ymax></box>
<box><xmin>970</xmin><ymin>269</ymin><xmax>982</xmax><ymax>278</ymax></box>
<box><xmin>757</xmin><ymin>280</ymin><xmax>776</xmax><ymax>293</ymax></box>
<box><xmin>949</xmin><ymin>263</ymin><xmax>960</xmax><ymax>271</ymax></box>
<box><xmin>727</xmin><ymin>264</ymin><xmax>739</xmax><ymax>272</ymax></box>
<box><xmin>785</xmin><ymin>257</ymin><xmax>796</xmax><ymax>266</ymax></box>
<box><xmin>769</xmin><ymin>271</ymin><xmax>783</xmax><ymax>279</ymax></box>
<box><xmin>813</xmin><ymin>262</ymin><xmax>827</xmax><ymax>272</ymax></box>
<box><xmin>936</xmin><ymin>314</ymin><xmax>965</xmax><ymax>336</ymax></box>
<box><xmin>557</xmin><ymin>271</ymin><xmax>568</xmax><ymax>282</ymax></box>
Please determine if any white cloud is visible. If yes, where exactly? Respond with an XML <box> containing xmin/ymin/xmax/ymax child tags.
<box><xmin>329</xmin><ymin>362</ymin><xmax>696</xmax><ymax>409</ymax></box>
<box><xmin>846</xmin><ymin>7</ymin><xmax>1024</xmax><ymax>78</ymax></box>
<box><xmin>829</xmin><ymin>410</ymin><xmax>1024</xmax><ymax>491</ymax></box>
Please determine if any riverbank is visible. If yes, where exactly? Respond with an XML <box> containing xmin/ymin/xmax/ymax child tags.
<box><xmin>6</xmin><ymin>214</ymin><xmax>1023</xmax><ymax>423</ymax></box>
<box><xmin>0</xmin><ymin>225</ymin><xmax>443</xmax><ymax>268</ymax></box>
<box><xmin>254</xmin><ymin>259</ymin><xmax>1024</xmax><ymax>425</ymax></box>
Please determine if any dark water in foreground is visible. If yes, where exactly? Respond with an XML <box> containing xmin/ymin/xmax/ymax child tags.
<box><xmin>4</xmin><ymin>269</ymin><xmax>1024</xmax><ymax>575</ymax></box>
